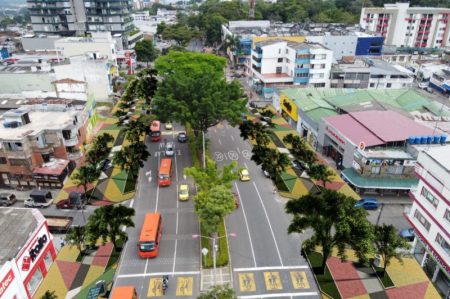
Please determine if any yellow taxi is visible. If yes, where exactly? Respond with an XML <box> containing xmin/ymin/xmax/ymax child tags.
<box><xmin>179</xmin><ymin>184</ymin><xmax>189</xmax><ymax>201</ymax></box>
<box><xmin>239</xmin><ymin>168</ymin><xmax>250</xmax><ymax>181</ymax></box>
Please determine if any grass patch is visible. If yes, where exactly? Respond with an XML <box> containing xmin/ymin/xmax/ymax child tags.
<box><xmin>307</xmin><ymin>251</ymin><xmax>342</xmax><ymax>299</ymax></box>
<box><xmin>374</xmin><ymin>265</ymin><xmax>395</xmax><ymax>288</ymax></box>
<box><xmin>200</xmin><ymin>221</ymin><xmax>229</xmax><ymax>268</ymax></box>
<box><xmin>123</xmin><ymin>170</ymin><xmax>137</xmax><ymax>193</ymax></box>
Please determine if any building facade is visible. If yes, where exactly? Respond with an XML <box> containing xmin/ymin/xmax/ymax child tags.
<box><xmin>407</xmin><ymin>146</ymin><xmax>450</xmax><ymax>296</ymax></box>
<box><xmin>27</xmin><ymin>0</ymin><xmax>134</xmax><ymax>40</ymax></box>
<box><xmin>251</xmin><ymin>40</ymin><xmax>333</xmax><ymax>97</ymax></box>
<box><xmin>0</xmin><ymin>104</ymin><xmax>87</xmax><ymax>188</ymax></box>
<box><xmin>360</xmin><ymin>2</ymin><xmax>450</xmax><ymax>48</ymax></box>
<box><xmin>0</xmin><ymin>208</ymin><xmax>57</xmax><ymax>299</ymax></box>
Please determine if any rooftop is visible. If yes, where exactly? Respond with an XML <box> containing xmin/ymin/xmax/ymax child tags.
<box><xmin>0</xmin><ymin>208</ymin><xmax>43</xmax><ymax>266</ymax></box>
<box><xmin>334</xmin><ymin>58</ymin><xmax>413</xmax><ymax>76</ymax></box>
<box><xmin>324</xmin><ymin>110</ymin><xmax>437</xmax><ymax>147</ymax></box>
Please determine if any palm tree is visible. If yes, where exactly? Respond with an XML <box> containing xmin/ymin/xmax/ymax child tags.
<box><xmin>86</xmin><ymin>133</ymin><xmax>114</xmax><ymax>166</ymax></box>
<box><xmin>374</xmin><ymin>224</ymin><xmax>411</xmax><ymax>276</ymax></box>
<box><xmin>283</xmin><ymin>133</ymin><xmax>317</xmax><ymax>166</ymax></box>
<box><xmin>65</xmin><ymin>226</ymin><xmax>87</xmax><ymax>255</ymax></box>
<box><xmin>308</xmin><ymin>163</ymin><xmax>334</xmax><ymax>188</ymax></box>
<box><xmin>72</xmin><ymin>164</ymin><xmax>100</xmax><ymax>196</ymax></box>
<box><xmin>223</xmin><ymin>34</ymin><xmax>242</xmax><ymax>67</ymax></box>
<box><xmin>113</xmin><ymin>143</ymin><xmax>150</xmax><ymax>178</ymax></box>
<box><xmin>86</xmin><ymin>205</ymin><xmax>135</xmax><ymax>252</ymax></box>
<box><xmin>40</xmin><ymin>291</ymin><xmax>58</xmax><ymax>299</ymax></box>
<box><xmin>239</xmin><ymin>121</ymin><xmax>270</xmax><ymax>146</ymax></box>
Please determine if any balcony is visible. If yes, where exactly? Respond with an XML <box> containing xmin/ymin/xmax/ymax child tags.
<box><xmin>419</xmin><ymin>23</ymin><xmax>431</xmax><ymax>27</ymax></box>
<box><xmin>379</xmin><ymin>17</ymin><xmax>389</xmax><ymax>21</ymax></box>
<box><xmin>63</xmin><ymin>136</ymin><xmax>79</xmax><ymax>147</ymax></box>
<box><xmin>67</xmin><ymin>150</ymin><xmax>82</xmax><ymax>160</ymax></box>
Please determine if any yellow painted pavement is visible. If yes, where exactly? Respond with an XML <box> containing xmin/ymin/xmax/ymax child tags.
<box><xmin>33</xmin><ymin>262</ymin><xmax>68</xmax><ymax>299</ymax></box>
<box><xmin>81</xmin><ymin>265</ymin><xmax>105</xmax><ymax>288</ymax></box>
<box><xmin>238</xmin><ymin>273</ymin><xmax>256</xmax><ymax>292</ymax></box>
<box><xmin>348</xmin><ymin>295</ymin><xmax>371</xmax><ymax>299</ymax></box>
<box><xmin>263</xmin><ymin>272</ymin><xmax>283</xmax><ymax>290</ymax></box>
<box><xmin>290</xmin><ymin>271</ymin><xmax>310</xmax><ymax>289</ymax></box>
<box><xmin>57</xmin><ymin>246</ymin><xmax>81</xmax><ymax>263</ymax></box>
<box><xmin>176</xmin><ymin>276</ymin><xmax>193</xmax><ymax>296</ymax></box>
<box><xmin>148</xmin><ymin>278</ymin><xmax>163</xmax><ymax>297</ymax></box>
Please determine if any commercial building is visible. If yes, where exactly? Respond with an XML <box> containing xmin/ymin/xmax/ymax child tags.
<box><xmin>27</xmin><ymin>0</ymin><xmax>134</xmax><ymax>47</ymax></box>
<box><xmin>0</xmin><ymin>103</ymin><xmax>87</xmax><ymax>188</ymax></box>
<box><xmin>407</xmin><ymin>146</ymin><xmax>450</xmax><ymax>296</ymax></box>
<box><xmin>0</xmin><ymin>208</ymin><xmax>57</xmax><ymax>299</ymax></box>
<box><xmin>251</xmin><ymin>40</ymin><xmax>333</xmax><ymax>97</ymax></box>
<box><xmin>360</xmin><ymin>2</ymin><xmax>450</xmax><ymax>48</ymax></box>
<box><xmin>330</xmin><ymin>57</ymin><xmax>414</xmax><ymax>89</ymax></box>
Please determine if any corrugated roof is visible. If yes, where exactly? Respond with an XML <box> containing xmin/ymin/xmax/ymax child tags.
<box><xmin>341</xmin><ymin>168</ymin><xmax>419</xmax><ymax>189</ymax></box>
<box><xmin>306</xmin><ymin>108</ymin><xmax>338</xmax><ymax>123</ymax></box>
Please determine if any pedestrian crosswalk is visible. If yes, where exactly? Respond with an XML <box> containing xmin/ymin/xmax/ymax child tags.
<box><xmin>147</xmin><ymin>276</ymin><xmax>194</xmax><ymax>297</ymax></box>
<box><xmin>238</xmin><ymin>270</ymin><xmax>311</xmax><ymax>293</ymax></box>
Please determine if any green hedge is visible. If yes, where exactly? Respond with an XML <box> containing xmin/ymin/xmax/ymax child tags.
<box><xmin>200</xmin><ymin>221</ymin><xmax>229</xmax><ymax>268</ymax></box>
<box><xmin>186</xmin><ymin>123</ymin><xmax>201</xmax><ymax>168</ymax></box>
<box><xmin>306</xmin><ymin>251</ymin><xmax>342</xmax><ymax>299</ymax></box>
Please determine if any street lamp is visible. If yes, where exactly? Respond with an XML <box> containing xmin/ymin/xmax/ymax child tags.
<box><xmin>192</xmin><ymin>233</ymin><xmax>236</xmax><ymax>285</ymax></box>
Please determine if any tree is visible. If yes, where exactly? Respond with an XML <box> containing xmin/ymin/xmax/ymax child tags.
<box><xmin>283</xmin><ymin>133</ymin><xmax>317</xmax><ymax>166</ymax></box>
<box><xmin>161</xmin><ymin>24</ymin><xmax>196</xmax><ymax>46</ymax></box>
<box><xmin>184</xmin><ymin>157</ymin><xmax>237</xmax><ymax>192</ymax></box>
<box><xmin>156</xmin><ymin>21</ymin><xmax>167</xmax><ymax>36</ymax></box>
<box><xmin>113</xmin><ymin>142</ymin><xmax>150</xmax><ymax>178</ymax></box>
<box><xmin>374</xmin><ymin>224</ymin><xmax>411</xmax><ymax>276</ymax></box>
<box><xmin>135</xmin><ymin>68</ymin><xmax>158</xmax><ymax>106</ymax></box>
<box><xmin>85</xmin><ymin>133</ymin><xmax>114</xmax><ymax>166</ymax></box>
<box><xmin>65</xmin><ymin>226</ymin><xmax>87</xmax><ymax>255</ymax></box>
<box><xmin>40</xmin><ymin>291</ymin><xmax>58</xmax><ymax>299</ymax></box>
<box><xmin>86</xmin><ymin>205</ymin><xmax>135</xmax><ymax>251</ymax></box>
<box><xmin>239</xmin><ymin>121</ymin><xmax>271</xmax><ymax>146</ymax></box>
<box><xmin>134</xmin><ymin>39</ymin><xmax>158</xmax><ymax>65</ymax></box>
<box><xmin>308</xmin><ymin>163</ymin><xmax>334</xmax><ymax>188</ymax></box>
<box><xmin>197</xmin><ymin>284</ymin><xmax>237</xmax><ymax>299</ymax></box>
<box><xmin>286</xmin><ymin>189</ymin><xmax>374</xmax><ymax>274</ymax></box>
<box><xmin>153</xmin><ymin>51</ymin><xmax>246</xmax><ymax>135</ymax></box>
<box><xmin>72</xmin><ymin>164</ymin><xmax>100</xmax><ymax>196</ymax></box>
<box><xmin>125</xmin><ymin>119</ymin><xmax>147</xmax><ymax>144</ymax></box>
<box><xmin>195</xmin><ymin>185</ymin><xmax>236</xmax><ymax>235</ymax></box>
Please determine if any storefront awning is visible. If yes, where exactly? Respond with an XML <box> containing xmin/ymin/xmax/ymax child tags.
<box><xmin>341</xmin><ymin>168</ymin><xmax>418</xmax><ymax>190</ymax></box>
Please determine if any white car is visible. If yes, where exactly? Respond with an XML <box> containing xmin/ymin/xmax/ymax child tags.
<box><xmin>165</xmin><ymin>142</ymin><xmax>174</xmax><ymax>156</ymax></box>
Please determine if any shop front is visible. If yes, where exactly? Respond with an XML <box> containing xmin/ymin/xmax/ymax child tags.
<box><xmin>33</xmin><ymin>159</ymin><xmax>71</xmax><ymax>189</ymax></box>
<box><xmin>279</xmin><ymin>95</ymin><xmax>298</xmax><ymax>129</ymax></box>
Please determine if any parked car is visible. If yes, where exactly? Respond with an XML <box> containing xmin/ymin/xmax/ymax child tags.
<box><xmin>165</xmin><ymin>122</ymin><xmax>173</xmax><ymax>130</ymax></box>
<box><xmin>165</xmin><ymin>142</ymin><xmax>174</xmax><ymax>157</ymax></box>
<box><xmin>179</xmin><ymin>184</ymin><xmax>189</xmax><ymax>201</ymax></box>
<box><xmin>0</xmin><ymin>193</ymin><xmax>17</xmax><ymax>206</ymax></box>
<box><xmin>177</xmin><ymin>132</ymin><xmax>188</xmax><ymax>143</ymax></box>
<box><xmin>354</xmin><ymin>198</ymin><xmax>379</xmax><ymax>210</ymax></box>
<box><xmin>399</xmin><ymin>228</ymin><xmax>415</xmax><ymax>242</ymax></box>
<box><xmin>24</xmin><ymin>190</ymin><xmax>53</xmax><ymax>208</ymax></box>
<box><xmin>239</xmin><ymin>168</ymin><xmax>251</xmax><ymax>181</ymax></box>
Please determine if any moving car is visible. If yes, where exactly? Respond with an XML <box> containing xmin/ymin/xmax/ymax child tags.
<box><xmin>399</xmin><ymin>228</ymin><xmax>415</xmax><ymax>242</ymax></box>
<box><xmin>239</xmin><ymin>168</ymin><xmax>250</xmax><ymax>181</ymax></box>
<box><xmin>177</xmin><ymin>132</ymin><xmax>188</xmax><ymax>143</ymax></box>
<box><xmin>165</xmin><ymin>142</ymin><xmax>174</xmax><ymax>157</ymax></box>
<box><xmin>0</xmin><ymin>193</ymin><xmax>17</xmax><ymax>206</ymax></box>
<box><xmin>24</xmin><ymin>190</ymin><xmax>53</xmax><ymax>208</ymax></box>
<box><xmin>179</xmin><ymin>184</ymin><xmax>189</xmax><ymax>201</ymax></box>
<box><xmin>165</xmin><ymin>122</ymin><xmax>173</xmax><ymax>130</ymax></box>
<box><xmin>354</xmin><ymin>198</ymin><xmax>379</xmax><ymax>210</ymax></box>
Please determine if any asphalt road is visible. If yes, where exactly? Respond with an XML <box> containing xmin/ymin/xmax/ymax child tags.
<box><xmin>114</xmin><ymin>123</ymin><xmax>201</xmax><ymax>298</ymax></box>
<box><xmin>208</xmin><ymin>122</ymin><xmax>320</xmax><ymax>299</ymax></box>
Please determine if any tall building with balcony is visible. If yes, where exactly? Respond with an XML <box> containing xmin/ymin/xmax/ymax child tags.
<box><xmin>27</xmin><ymin>0</ymin><xmax>134</xmax><ymax>42</ymax></box>
<box><xmin>407</xmin><ymin>146</ymin><xmax>450</xmax><ymax>296</ymax></box>
<box><xmin>0</xmin><ymin>103</ymin><xmax>87</xmax><ymax>188</ymax></box>
<box><xmin>360</xmin><ymin>2</ymin><xmax>450</xmax><ymax>48</ymax></box>
<box><xmin>251</xmin><ymin>40</ymin><xmax>333</xmax><ymax>98</ymax></box>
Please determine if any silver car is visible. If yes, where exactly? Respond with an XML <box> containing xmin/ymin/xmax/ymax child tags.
<box><xmin>165</xmin><ymin>142</ymin><xmax>174</xmax><ymax>156</ymax></box>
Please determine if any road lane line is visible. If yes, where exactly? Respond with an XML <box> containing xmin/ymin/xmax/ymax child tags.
<box><xmin>154</xmin><ymin>155</ymin><xmax>161</xmax><ymax>213</ymax></box>
<box><xmin>236</xmin><ymin>147</ymin><xmax>240</xmax><ymax>154</ymax></box>
<box><xmin>218</xmin><ymin>138</ymin><xmax>222</xmax><ymax>145</ymax></box>
<box><xmin>172</xmin><ymin>155</ymin><xmax>179</xmax><ymax>275</ymax></box>
<box><xmin>234</xmin><ymin>182</ymin><xmax>257</xmax><ymax>267</ymax></box>
<box><xmin>234</xmin><ymin>266</ymin><xmax>308</xmax><ymax>271</ymax></box>
<box><xmin>238</xmin><ymin>292</ymin><xmax>318</xmax><ymax>298</ymax></box>
<box><xmin>140</xmin><ymin>259</ymin><xmax>149</xmax><ymax>297</ymax></box>
<box><xmin>231</xmin><ymin>135</ymin><xmax>235</xmax><ymax>141</ymax></box>
<box><xmin>252</xmin><ymin>182</ymin><xmax>283</xmax><ymax>266</ymax></box>
<box><xmin>129</xmin><ymin>199</ymin><xmax>134</xmax><ymax>208</ymax></box>
<box><xmin>117</xmin><ymin>271</ymin><xmax>200</xmax><ymax>278</ymax></box>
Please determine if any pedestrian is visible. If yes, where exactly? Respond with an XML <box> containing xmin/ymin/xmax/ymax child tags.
<box><xmin>60</xmin><ymin>239</ymin><xmax>65</xmax><ymax>248</ymax></box>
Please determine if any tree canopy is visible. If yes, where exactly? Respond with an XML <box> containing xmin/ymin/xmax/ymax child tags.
<box><xmin>286</xmin><ymin>189</ymin><xmax>374</xmax><ymax>273</ymax></box>
<box><xmin>134</xmin><ymin>39</ymin><xmax>159</xmax><ymax>64</ymax></box>
<box><xmin>197</xmin><ymin>284</ymin><xmax>237</xmax><ymax>299</ymax></box>
<box><xmin>153</xmin><ymin>51</ymin><xmax>246</xmax><ymax>133</ymax></box>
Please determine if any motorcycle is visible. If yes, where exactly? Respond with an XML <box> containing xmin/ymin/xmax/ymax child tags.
<box><xmin>162</xmin><ymin>275</ymin><xmax>169</xmax><ymax>295</ymax></box>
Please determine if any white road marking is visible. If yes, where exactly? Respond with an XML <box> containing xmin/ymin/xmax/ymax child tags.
<box><xmin>117</xmin><ymin>271</ymin><xmax>200</xmax><ymax>278</ymax></box>
<box><xmin>238</xmin><ymin>292</ymin><xmax>318</xmax><ymax>298</ymax></box>
<box><xmin>234</xmin><ymin>265</ymin><xmax>308</xmax><ymax>272</ymax></box>
<box><xmin>234</xmin><ymin>182</ymin><xmax>257</xmax><ymax>267</ymax></box>
<box><xmin>155</xmin><ymin>156</ymin><xmax>161</xmax><ymax>213</ymax></box>
<box><xmin>231</xmin><ymin>135</ymin><xmax>235</xmax><ymax>141</ymax></box>
<box><xmin>252</xmin><ymin>182</ymin><xmax>284</xmax><ymax>266</ymax></box>
<box><xmin>236</xmin><ymin>147</ymin><xmax>240</xmax><ymax>154</ymax></box>
<box><xmin>173</xmin><ymin>157</ymin><xmax>179</xmax><ymax>275</ymax></box>
<box><xmin>218</xmin><ymin>138</ymin><xmax>222</xmax><ymax>145</ymax></box>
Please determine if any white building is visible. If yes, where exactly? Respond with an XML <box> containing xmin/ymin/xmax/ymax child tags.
<box><xmin>133</xmin><ymin>9</ymin><xmax>178</xmax><ymax>35</ymax></box>
<box><xmin>360</xmin><ymin>2</ymin><xmax>450</xmax><ymax>48</ymax></box>
<box><xmin>407</xmin><ymin>146</ymin><xmax>450</xmax><ymax>296</ymax></box>
<box><xmin>251</xmin><ymin>40</ymin><xmax>333</xmax><ymax>97</ymax></box>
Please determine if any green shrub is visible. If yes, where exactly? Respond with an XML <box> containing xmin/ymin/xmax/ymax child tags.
<box><xmin>200</xmin><ymin>221</ymin><xmax>229</xmax><ymax>268</ymax></box>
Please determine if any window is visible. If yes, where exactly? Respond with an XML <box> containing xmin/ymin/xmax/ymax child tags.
<box><xmin>414</xmin><ymin>209</ymin><xmax>431</xmax><ymax>231</ymax></box>
<box><xmin>285</xmin><ymin>48</ymin><xmax>288</xmax><ymax>54</ymax></box>
<box><xmin>9</xmin><ymin>159</ymin><xmax>29</xmax><ymax>166</ymax></box>
<box><xmin>421</xmin><ymin>187</ymin><xmax>439</xmax><ymax>208</ymax></box>
<box><xmin>444</xmin><ymin>209</ymin><xmax>450</xmax><ymax>223</ymax></box>
<box><xmin>278</xmin><ymin>48</ymin><xmax>281</xmax><ymax>54</ymax></box>
<box><xmin>296</xmin><ymin>72</ymin><xmax>309</xmax><ymax>78</ymax></box>
<box><xmin>370</xmin><ymin>83</ymin><xmax>375</xmax><ymax>87</ymax></box>
<box><xmin>387</xmin><ymin>83</ymin><xmax>392</xmax><ymax>88</ymax></box>
<box><xmin>27</xmin><ymin>267</ymin><xmax>43</xmax><ymax>296</ymax></box>
<box><xmin>0</xmin><ymin>157</ymin><xmax>6</xmax><ymax>164</ymax></box>
<box><xmin>277</xmin><ymin>58</ymin><xmax>283</xmax><ymax>63</ymax></box>
<box><xmin>319</xmin><ymin>73</ymin><xmax>324</xmax><ymax>79</ymax></box>
<box><xmin>276</xmin><ymin>67</ymin><xmax>282</xmax><ymax>74</ymax></box>
<box><xmin>435</xmin><ymin>233</ymin><xmax>450</xmax><ymax>257</ymax></box>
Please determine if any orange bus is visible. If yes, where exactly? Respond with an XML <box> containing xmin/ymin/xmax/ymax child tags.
<box><xmin>138</xmin><ymin>213</ymin><xmax>163</xmax><ymax>258</ymax></box>
<box><xmin>150</xmin><ymin>120</ymin><xmax>161</xmax><ymax>142</ymax></box>
<box><xmin>158</xmin><ymin>158</ymin><xmax>172</xmax><ymax>186</ymax></box>
<box><xmin>110</xmin><ymin>286</ymin><xmax>138</xmax><ymax>299</ymax></box>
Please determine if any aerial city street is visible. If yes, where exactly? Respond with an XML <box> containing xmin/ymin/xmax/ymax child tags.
<box><xmin>0</xmin><ymin>0</ymin><xmax>449</xmax><ymax>299</ymax></box>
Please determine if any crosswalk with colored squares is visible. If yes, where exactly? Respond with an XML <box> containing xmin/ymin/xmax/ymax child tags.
<box><xmin>147</xmin><ymin>271</ymin><xmax>310</xmax><ymax>297</ymax></box>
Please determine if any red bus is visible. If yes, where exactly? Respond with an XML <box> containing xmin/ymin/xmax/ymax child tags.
<box><xmin>150</xmin><ymin>120</ymin><xmax>161</xmax><ymax>142</ymax></box>
<box><xmin>110</xmin><ymin>286</ymin><xmax>138</xmax><ymax>299</ymax></box>
<box><xmin>138</xmin><ymin>213</ymin><xmax>162</xmax><ymax>258</ymax></box>
<box><xmin>159</xmin><ymin>158</ymin><xmax>172</xmax><ymax>186</ymax></box>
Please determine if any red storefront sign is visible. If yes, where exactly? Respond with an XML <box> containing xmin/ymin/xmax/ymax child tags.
<box><xmin>0</xmin><ymin>269</ymin><xmax>15</xmax><ymax>298</ymax></box>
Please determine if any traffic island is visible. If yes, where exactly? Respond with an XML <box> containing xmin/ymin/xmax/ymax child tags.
<box><xmin>305</xmin><ymin>251</ymin><xmax>342</xmax><ymax>299</ymax></box>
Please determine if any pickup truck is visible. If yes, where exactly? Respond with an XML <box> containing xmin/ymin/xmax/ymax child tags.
<box><xmin>46</xmin><ymin>215</ymin><xmax>73</xmax><ymax>234</ymax></box>
<box><xmin>24</xmin><ymin>190</ymin><xmax>53</xmax><ymax>208</ymax></box>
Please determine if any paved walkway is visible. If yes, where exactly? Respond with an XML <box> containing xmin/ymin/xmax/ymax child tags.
<box><xmin>327</xmin><ymin>256</ymin><xmax>367</xmax><ymax>298</ymax></box>
<box><xmin>201</xmin><ymin>266</ymin><xmax>232</xmax><ymax>291</ymax></box>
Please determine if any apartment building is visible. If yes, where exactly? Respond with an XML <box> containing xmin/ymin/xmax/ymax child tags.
<box><xmin>0</xmin><ymin>103</ymin><xmax>87</xmax><ymax>188</ymax></box>
<box><xmin>360</xmin><ymin>2</ymin><xmax>450</xmax><ymax>48</ymax></box>
<box><xmin>251</xmin><ymin>40</ymin><xmax>333</xmax><ymax>97</ymax></box>
<box><xmin>27</xmin><ymin>0</ymin><xmax>134</xmax><ymax>45</ymax></box>
<box><xmin>330</xmin><ymin>57</ymin><xmax>414</xmax><ymax>89</ymax></box>
<box><xmin>407</xmin><ymin>146</ymin><xmax>450</xmax><ymax>296</ymax></box>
